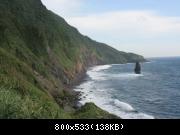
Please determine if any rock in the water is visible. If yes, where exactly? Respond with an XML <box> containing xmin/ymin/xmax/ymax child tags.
<box><xmin>134</xmin><ymin>62</ymin><xmax>141</xmax><ymax>74</ymax></box>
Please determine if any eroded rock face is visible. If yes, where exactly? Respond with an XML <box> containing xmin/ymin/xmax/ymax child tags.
<box><xmin>134</xmin><ymin>62</ymin><xmax>141</xmax><ymax>74</ymax></box>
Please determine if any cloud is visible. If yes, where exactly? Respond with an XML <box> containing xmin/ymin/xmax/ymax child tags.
<box><xmin>66</xmin><ymin>11</ymin><xmax>180</xmax><ymax>57</ymax></box>
<box><xmin>67</xmin><ymin>11</ymin><xmax>180</xmax><ymax>37</ymax></box>
<box><xmin>41</xmin><ymin>0</ymin><xmax>83</xmax><ymax>17</ymax></box>
<box><xmin>40</xmin><ymin>0</ymin><xmax>180</xmax><ymax>57</ymax></box>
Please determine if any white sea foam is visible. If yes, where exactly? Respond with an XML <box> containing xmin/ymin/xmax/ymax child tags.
<box><xmin>91</xmin><ymin>65</ymin><xmax>112</xmax><ymax>72</ymax></box>
<box><xmin>110</xmin><ymin>73</ymin><xmax>144</xmax><ymax>79</ymax></box>
<box><xmin>99</xmin><ymin>103</ymin><xmax>154</xmax><ymax>119</ymax></box>
<box><xmin>87</xmin><ymin>65</ymin><xmax>112</xmax><ymax>80</ymax></box>
<box><xmin>114</xmin><ymin>99</ymin><xmax>135</xmax><ymax>112</ymax></box>
<box><xmin>111</xmin><ymin>64</ymin><xmax>123</xmax><ymax>66</ymax></box>
<box><xmin>74</xmin><ymin>64</ymin><xmax>154</xmax><ymax>119</ymax></box>
<box><xmin>75</xmin><ymin>83</ymin><xmax>154</xmax><ymax>119</ymax></box>
<box><xmin>88</xmin><ymin>65</ymin><xmax>143</xmax><ymax>81</ymax></box>
<box><xmin>87</xmin><ymin>72</ymin><xmax>143</xmax><ymax>81</ymax></box>
<box><xmin>87</xmin><ymin>71</ymin><xmax>106</xmax><ymax>80</ymax></box>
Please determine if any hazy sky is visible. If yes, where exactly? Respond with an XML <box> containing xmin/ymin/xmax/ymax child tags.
<box><xmin>41</xmin><ymin>0</ymin><xmax>180</xmax><ymax>57</ymax></box>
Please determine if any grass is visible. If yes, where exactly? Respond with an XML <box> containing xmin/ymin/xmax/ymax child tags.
<box><xmin>0</xmin><ymin>86</ymin><xmax>72</xmax><ymax>119</ymax></box>
<box><xmin>0</xmin><ymin>0</ymin><xmax>145</xmax><ymax>119</ymax></box>
<box><xmin>0</xmin><ymin>48</ymin><xmax>70</xmax><ymax>119</ymax></box>
<box><xmin>73</xmin><ymin>103</ymin><xmax>119</xmax><ymax>119</ymax></box>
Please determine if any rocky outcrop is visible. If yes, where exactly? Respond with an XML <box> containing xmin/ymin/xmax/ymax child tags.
<box><xmin>134</xmin><ymin>62</ymin><xmax>141</xmax><ymax>74</ymax></box>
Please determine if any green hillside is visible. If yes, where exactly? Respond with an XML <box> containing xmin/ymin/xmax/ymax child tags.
<box><xmin>0</xmin><ymin>0</ymin><xmax>145</xmax><ymax>119</ymax></box>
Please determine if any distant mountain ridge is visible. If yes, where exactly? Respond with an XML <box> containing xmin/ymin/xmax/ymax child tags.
<box><xmin>0</xmin><ymin>0</ymin><xmax>145</xmax><ymax>118</ymax></box>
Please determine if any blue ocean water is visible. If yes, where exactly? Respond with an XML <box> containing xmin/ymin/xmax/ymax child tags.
<box><xmin>74</xmin><ymin>57</ymin><xmax>180</xmax><ymax>119</ymax></box>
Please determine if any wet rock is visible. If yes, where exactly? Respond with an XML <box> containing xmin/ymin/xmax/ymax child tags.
<box><xmin>134</xmin><ymin>62</ymin><xmax>141</xmax><ymax>74</ymax></box>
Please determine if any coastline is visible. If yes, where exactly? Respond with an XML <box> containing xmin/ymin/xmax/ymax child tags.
<box><xmin>64</xmin><ymin>58</ymin><xmax>180</xmax><ymax>119</ymax></box>
<box><xmin>73</xmin><ymin>63</ymin><xmax>155</xmax><ymax>119</ymax></box>
<box><xmin>67</xmin><ymin>65</ymin><xmax>121</xmax><ymax>119</ymax></box>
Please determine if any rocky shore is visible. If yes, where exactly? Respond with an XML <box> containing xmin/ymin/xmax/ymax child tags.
<box><xmin>67</xmin><ymin>65</ymin><xmax>121</xmax><ymax>119</ymax></box>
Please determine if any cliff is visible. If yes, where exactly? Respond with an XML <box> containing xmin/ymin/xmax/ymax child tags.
<box><xmin>0</xmin><ymin>0</ymin><xmax>145</xmax><ymax>118</ymax></box>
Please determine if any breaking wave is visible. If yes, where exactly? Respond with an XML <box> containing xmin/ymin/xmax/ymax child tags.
<box><xmin>74</xmin><ymin>64</ymin><xmax>154</xmax><ymax>119</ymax></box>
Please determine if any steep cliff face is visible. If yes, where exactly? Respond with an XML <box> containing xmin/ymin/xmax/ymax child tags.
<box><xmin>0</xmin><ymin>0</ymin><xmax>145</xmax><ymax>118</ymax></box>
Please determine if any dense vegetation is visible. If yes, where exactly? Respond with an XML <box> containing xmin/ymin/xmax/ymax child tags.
<box><xmin>0</xmin><ymin>0</ymin><xmax>145</xmax><ymax>118</ymax></box>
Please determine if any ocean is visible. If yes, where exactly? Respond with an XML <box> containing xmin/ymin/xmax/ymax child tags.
<box><xmin>74</xmin><ymin>57</ymin><xmax>180</xmax><ymax>119</ymax></box>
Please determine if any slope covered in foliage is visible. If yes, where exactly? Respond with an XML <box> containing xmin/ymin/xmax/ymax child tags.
<box><xmin>0</xmin><ymin>0</ymin><xmax>145</xmax><ymax>118</ymax></box>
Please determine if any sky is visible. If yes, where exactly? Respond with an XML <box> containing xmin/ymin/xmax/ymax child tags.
<box><xmin>41</xmin><ymin>0</ymin><xmax>180</xmax><ymax>57</ymax></box>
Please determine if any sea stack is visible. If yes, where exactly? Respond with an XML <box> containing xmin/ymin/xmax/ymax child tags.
<box><xmin>134</xmin><ymin>62</ymin><xmax>141</xmax><ymax>74</ymax></box>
